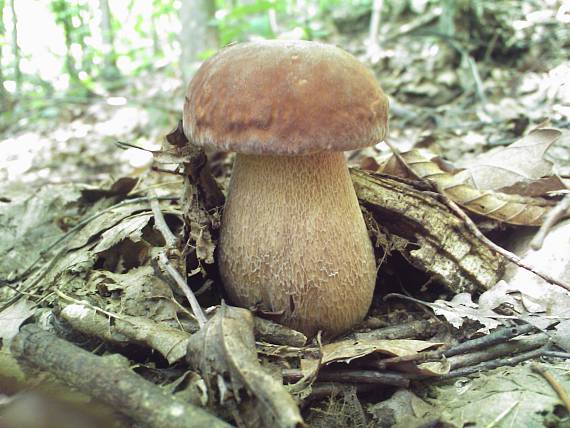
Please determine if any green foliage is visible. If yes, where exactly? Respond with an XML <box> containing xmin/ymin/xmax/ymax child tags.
<box><xmin>215</xmin><ymin>0</ymin><xmax>280</xmax><ymax>44</ymax></box>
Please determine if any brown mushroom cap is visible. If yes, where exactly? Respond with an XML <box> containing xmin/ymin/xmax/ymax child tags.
<box><xmin>183</xmin><ymin>39</ymin><xmax>388</xmax><ymax>155</ymax></box>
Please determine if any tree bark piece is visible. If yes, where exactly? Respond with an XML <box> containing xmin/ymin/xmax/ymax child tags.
<box><xmin>11</xmin><ymin>325</ymin><xmax>231</xmax><ymax>428</ymax></box>
<box><xmin>351</xmin><ymin>169</ymin><xmax>504</xmax><ymax>292</ymax></box>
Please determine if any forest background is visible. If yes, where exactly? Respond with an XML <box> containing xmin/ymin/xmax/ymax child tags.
<box><xmin>1</xmin><ymin>0</ymin><xmax>567</xmax><ymax>189</ymax></box>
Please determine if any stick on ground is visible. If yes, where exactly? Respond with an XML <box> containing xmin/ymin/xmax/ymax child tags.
<box><xmin>11</xmin><ymin>325</ymin><xmax>230</xmax><ymax>428</ymax></box>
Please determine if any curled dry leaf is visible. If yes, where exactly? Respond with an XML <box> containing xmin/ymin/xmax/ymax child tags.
<box><xmin>388</xmin><ymin>149</ymin><xmax>558</xmax><ymax>225</ymax></box>
<box><xmin>186</xmin><ymin>304</ymin><xmax>303</xmax><ymax>428</ymax></box>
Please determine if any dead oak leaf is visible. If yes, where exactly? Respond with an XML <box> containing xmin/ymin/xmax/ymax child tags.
<box><xmin>455</xmin><ymin>128</ymin><xmax>562</xmax><ymax>191</ymax></box>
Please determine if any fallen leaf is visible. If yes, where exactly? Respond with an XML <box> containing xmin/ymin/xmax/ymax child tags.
<box><xmin>190</xmin><ymin>221</ymin><xmax>215</xmax><ymax>264</ymax></box>
<box><xmin>0</xmin><ymin>299</ymin><xmax>35</xmax><ymax>341</ymax></box>
<box><xmin>496</xmin><ymin>220</ymin><xmax>570</xmax><ymax>342</ymax></box>
<box><xmin>431</xmin><ymin>293</ymin><xmax>503</xmax><ymax>333</ymax></box>
<box><xmin>187</xmin><ymin>304</ymin><xmax>303</xmax><ymax>428</ymax></box>
<box><xmin>93</xmin><ymin>213</ymin><xmax>152</xmax><ymax>253</ymax></box>
<box><xmin>297</xmin><ymin>337</ymin><xmax>447</xmax><ymax>381</ymax></box>
<box><xmin>432</xmin><ymin>364</ymin><xmax>570</xmax><ymax>427</ymax></box>
<box><xmin>387</xmin><ymin>149</ymin><xmax>557</xmax><ymax>225</ymax></box>
<box><xmin>319</xmin><ymin>339</ymin><xmax>442</xmax><ymax>365</ymax></box>
<box><xmin>454</xmin><ymin>128</ymin><xmax>562</xmax><ymax>191</ymax></box>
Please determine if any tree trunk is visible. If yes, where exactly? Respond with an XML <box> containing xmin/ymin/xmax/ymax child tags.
<box><xmin>0</xmin><ymin>0</ymin><xmax>10</xmax><ymax>111</ymax></box>
<box><xmin>179</xmin><ymin>0</ymin><xmax>218</xmax><ymax>80</ymax></box>
<box><xmin>150</xmin><ymin>0</ymin><xmax>161</xmax><ymax>57</ymax></box>
<box><xmin>9</xmin><ymin>0</ymin><xmax>20</xmax><ymax>96</ymax></box>
<box><xmin>98</xmin><ymin>0</ymin><xmax>121</xmax><ymax>85</ymax></box>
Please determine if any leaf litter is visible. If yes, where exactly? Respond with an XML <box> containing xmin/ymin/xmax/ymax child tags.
<box><xmin>1</xmin><ymin>3</ymin><xmax>570</xmax><ymax>427</ymax></box>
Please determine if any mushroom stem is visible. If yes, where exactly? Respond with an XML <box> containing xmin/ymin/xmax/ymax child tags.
<box><xmin>219</xmin><ymin>152</ymin><xmax>377</xmax><ymax>338</ymax></box>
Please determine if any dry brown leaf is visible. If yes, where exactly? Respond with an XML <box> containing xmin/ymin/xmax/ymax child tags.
<box><xmin>189</xmin><ymin>221</ymin><xmax>216</xmax><ymax>264</ymax></box>
<box><xmin>320</xmin><ymin>339</ymin><xmax>442</xmax><ymax>365</ymax></box>
<box><xmin>454</xmin><ymin>128</ymin><xmax>562</xmax><ymax>190</ymax></box>
<box><xmin>186</xmin><ymin>304</ymin><xmax>303</xmax><ymax>428</ymax></box>
<box><xmin>391</xmin><ymin>149</ymin><xmax>558</xmax><ymax>225</ymax></box>
<box><xmin>298</xmin><ymin>338</ymin><xmax>447</xmax><ymax>380</ymax></box>
<box><xmin>499</xmin><ymin>176</ymin><xmax>568</xmax><ymax>197</ymax></box>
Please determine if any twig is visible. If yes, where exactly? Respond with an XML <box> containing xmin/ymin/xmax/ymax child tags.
<box><xmin>434</xmin><ymin>348</ymin><xmax>545</xmax><ymax>380</ymax></box>
<box><xmin>485</xmin><ymin>401</ymin><xmax>519</xmax><ymax>428</ymax></box>
<box><xmin>149</xmin><ymin>193</ymin><xmax>177</xmax><ymax>248</ymax></box>
<box><xmin>542</xmin><ymin>351</ymin><xmax>570</xmax><ymax>359</ymax></box>
<box><xmin>56</xmin><ymin>289</ymin><xmax>125</xmax><ymax>320</ymax></box>
<box><xmin>156</xmin><ymin>249</ymin><xmax>207</xmax><ymax>328</ymax></box>
<box><xmin>444</xmin><ymin>323</ymin><xmax>537</xmax><ymax>357</ymax></box>
<box><xmin>443</xmin><ymin>195</ymin><xmax>570</xmax><ymax>291</ymax></box>
<box><xmin>147</xmin><ymin>192</ymin><xmax>207</xmax><ymax>328</ymax></box>
<box><xmin>353</xmin><ymin>319</ymin><xmax>440</xmax><ymax>341</ymax></box>
<box><xmin>531</xmin><ymin>363</ymin><xmax>570</xmax><ymax>412</ymax></box>
<box><xmin>447</xmin><ymin>333</ymin><xmax>548</xmax><ymax>369</ymax></box>
<box><xmin>530</xmin><ymin>194</ymin><xmax>570</xmax><ymax>250</ymax></box>
<box><xmin>254</xmin><ymin>316</ymin><xmax>307</xmax><ymax>347</ymax></box>
<box><xmin>371</xmin><ymin>349</ymin><xmax>445</xmax><ymax>370</ymax></box>
<box><xmin>366</xmin><ymin>0</ymin><xmax>383</xmax><ymax>60</ymax></box>
<box><xmin>283</xmin><ymin>368</ymin><xmax>410</xmax><ymax>388</ymax></box>
<box><xmin>384</xmin><ymin>6</ymin><xmax>442</xmax><ymax>41</ymax></box>
<box><xmin>11</xmin><ymin>325</ymin><xmax>230</xmax><ymax>428</ymax></box>
<box><xmin>383</xmin><ymin>139</ymin><xmax>570</xmax><ymax>292</ymax></box>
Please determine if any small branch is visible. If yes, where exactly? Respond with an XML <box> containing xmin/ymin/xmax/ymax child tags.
<box><xmin>157</xmin><ymin>252</ymin><xmax>207</xmax><ymax>328</ymax></box>
<box><xmin>56</xmin><ymin>289</ymin><xmax>125</xmax><ymax>320</ymax></box>
<box><xmin>372</xmin><ymin>349</ymin><xmax>445</xmax><ymax>370</ymax></box>
<box><xmin>486</xmin><ymin>401</ymin><xmax>520</xmax><ymax>428</ymax></box>
<box><xmin>11</xmin><ymin>325</ymin><xmax>230</xmax><ymax>428</ymax></box>
<box><xmin>353</xmin><ymin>319</ymin><xmax>440</xmax><ymax>341</ymax></box>
<box><xmin>542</xmin><ymin>351</ymin><xmax>570</xmax><ymax>359</ymax></box>
<box><xmin>531</xmin><ymin>363</ymin><xmax>570</xmax><ymax>412</ymax></box>
<box><xmin>149</xmin><ymin>193</ymin><xmax>177</xmax><ymax>248</ymax></box>
<box><xmin>443</xmin><ymin>195</ymin><xmax>570</xmax><ymax>291</ymax></box>
<box><xmin>434</xmin><ymin>348</ymin><xmax>545</xmax><ymax>380</ymax></box>
<box><xmin>447</xmin><ymin>333</ymin><xmax>548</xmax><ymax>369</ymax></box>
<box><xmin>315</xmin><ymin>369</ymin><xmax>411</xmax><ymax>387</ymax></box>
<box><xmin>366</xmin><ymin>0</ymin><xmax>383</xmax><ymax>60</ymax></box>
<box><xmin>283</xmin><ymin>368</ymin><xmax>410</xmax><ymax>388</ymax></box>
<box><xmin>148</xmin><ymin>193</ymin><xmax>208</xmax><ymax>328</ymax></box>
<box><xmin>444</xmin><ymin>323</ymin><xmax>537</xmax><ymax>357</ymax></box>
<box><xmin>254</xmin><ymin>316</ymin><xmax>307</xmax><ymax>347</ymax></box>
<box><xmin>530</xmin><ymin>194</ymin><xmax>570</xmax><ymax>250</ymax></box>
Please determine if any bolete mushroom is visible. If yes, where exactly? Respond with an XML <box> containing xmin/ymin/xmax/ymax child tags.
<box><xmin>183</xmin><ymin>40</ymin><xmax>388</xmax><ymax>338</ymax></box>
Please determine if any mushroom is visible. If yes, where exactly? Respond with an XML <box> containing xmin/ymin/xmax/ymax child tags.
<box><xmin>183</xmin><ymin>40</ymin><xmax>388</xmax><ymax>338</ymax></box>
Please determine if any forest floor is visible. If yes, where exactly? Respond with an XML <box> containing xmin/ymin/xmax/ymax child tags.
<box><xmin>1</xmin><ymin>3</ymin><xmax>570</xmax><ymax>428</ymax></box>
